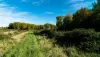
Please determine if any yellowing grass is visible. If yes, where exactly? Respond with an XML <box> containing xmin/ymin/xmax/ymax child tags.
<box><xmin>2</xmin><ymin>33</ymin><xmax>67</xmax><ymax>57</ymax></box>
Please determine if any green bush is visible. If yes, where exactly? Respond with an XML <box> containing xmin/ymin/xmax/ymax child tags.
<box><xmin>56</xmin><ymin>29</ymin><xmax>100</xmax><ymax>52</ymax></box>
<box><xmin>66</xmin><ymin>47</ymin><xmax>85</xmax><ymax>57</ymax></box>
<box><xmin>40</xmin><ymin>29</ymin><xmax>100</xmax><ymax>53</ymax></box>
<box><xmin>33</xmin><ymin>30</ymin><xmax>41</xmax><ymax>35</ymax></box>
<box><xmin>40</xmin><ymin>30</ymin><xmax>66</xmax><ymax>38</ymax></box>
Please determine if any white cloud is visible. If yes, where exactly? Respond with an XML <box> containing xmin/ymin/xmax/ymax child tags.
<box><xmin>32</xmin><ymin>0</ymin><xmax>50</xmax><ymax>6</ymax></box>
<box><xmin>70</xmin><ymin>0</ymin><xmax>84</xmax><ymax>2</ymax></box>
<box><xmin>32</xmin><ymin>1</ymin><xmax>40</xmax><ymax>6</ymax></box>
<box><xmin>0</xmin><ymin>3</ymin><xmax>9</xmax><ymax>7</ymax></box>
<box><xmin>45</xmin><ymin>12</ymin><xmax>54</xmax><ymax>15</ymax></box>
<box><xmin>69</xmin><ymin>0</ymin><xmax>96</xmax><ymax>10</ymax></box>
<box><xmin>70</xmin><ymin>2</ymin><xmax>91</xmax><ymax>9</ymax></box>
<box><xmin>21</xmin><ymin>0</ymin><xmax>50</xmax><ymax>6</ymax></box>
<box><xmin>0</xmin><ymin>2</ymin><xmax>36</xmax><ymax>27</ymax></box>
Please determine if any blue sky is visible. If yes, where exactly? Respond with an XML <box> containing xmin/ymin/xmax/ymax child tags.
<box><xmin>0</xmin><ymin>0</ymin><xmax>96</xmax><ymax>27</ymax></box>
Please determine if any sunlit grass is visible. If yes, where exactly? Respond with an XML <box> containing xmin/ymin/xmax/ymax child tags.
<box><xmin>1</xmin><ymin>33</ymin><xmax>67</xmax><ymax>57</ymax></box>
<box><xmin>1</xmin><ymin>32</ymin><xmax>100</xmax><ymax>57</ymax></box>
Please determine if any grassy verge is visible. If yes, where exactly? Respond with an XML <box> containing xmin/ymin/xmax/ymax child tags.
<box><xmin>0</xmin><ymin>30</ymin><xmax>26</xmax><ymax>56</ymax></box>
<box><xmin>2</xmin><ymin>32</ymin><xmax>100</xmax><ymax>57</ymax></box>
<box><xmin>2</xmin><ymin>33</ymin><xmax>66</xmax><ymax>57</ymax></box>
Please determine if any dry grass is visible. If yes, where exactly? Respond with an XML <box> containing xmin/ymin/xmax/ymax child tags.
<box><xmin>11</xmin><ymin>32</ymin><xmax>28</xmax><ymax>43</ymax></box>
<box><xmin>36</xmin><ymin>36</ymin><xmax>67</xmax><ymax>57</ymax></box>
<box><xmin>1</xmin><ymin>33</ymin><xmax>67</xmax><ymax>57</ymax></box>
<box><xmin>0</xmin><ymin>30</ymin><xmax>28</xmax><ymax>56</ymax></box>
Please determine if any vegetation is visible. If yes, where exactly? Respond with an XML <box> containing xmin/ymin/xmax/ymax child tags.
<box><xmin>1</xmin><ymin>0</ymin><xmax>100</xmax><ymax>57</ymax></box>
<box><xmin>56</xmin><ymin>0</ymin><xmax>100</xmax><ymax>31</ymax></box>
<box><xmin>8</xmin><ymin>22</ymin><xmax>56</xmax><ymax>30</ymax></box>
<box><xmin>2</xmin><ymin>33</ymin><xmax>66</xmax><ymax>57</ymax></box>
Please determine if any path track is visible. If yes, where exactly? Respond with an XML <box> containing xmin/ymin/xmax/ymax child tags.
<box><xmin>0</xmin><ymin>31</ymin><xmax>28</xmax><ymax>56</ymax></box>
<box><xmin>12</xmin><ymin>32</ymin><xmax>28</xmax><ymax>42</ymax></box>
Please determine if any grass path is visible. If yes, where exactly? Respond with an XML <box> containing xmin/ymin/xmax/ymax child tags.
<box><xmin>0</xmin><ymin>32</ymin><xmax>28</xmax><ymax>56</ymax></box>
<box><xmin>2</xmin><ymin>33</ymin><xmax>43</xmax><ymax>57</ymax></box>
<box><xmin>2</xmin><ymin>33</ymin><xmax>66</xmax><ymax>57</ymax></box>
<box><xmin>11</xmin><ymin>32</ymin><xmax>28</xmax><ymax>43</ymax></box>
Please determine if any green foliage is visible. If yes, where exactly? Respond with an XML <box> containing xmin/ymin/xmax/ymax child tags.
<box><xmin>8</xmin><ymin>22</ymin><xmax>56</xmax><ymax>31</ymax></box>
<box><xmin>2</xmin><ymin>33</ymin><xmax>66</xmax><ymax>57</ymax></box>
<box><xmin>2</xmin><ymin>33</ymin><xmax>43</xmax><ymax>57</ymax></box>
<box><xmin>56</xmin><ymin>16</ymin><xmax>63</xmax><ymax>30</ymax></box>
<box><xmin>66</xmin><ymin>47</ymin><xmax>85</xmax><ymax>57</ymax></box>
<box><xmin>40</xmin><ymin>29</ymin><xmax>100</xmax><ymax>53</ymax></box>
<box><xmin>63</xmin><ymin>14</ymin><xmax>73</xmax><ymax>30</ymax></box>
<box><xmin>59</xmin><ymin>29</ymin><xmax>100</xmax><ymax>52</ymax></box>
<box><xmin>92</xmin><ymin>0</ymin><xmax>100</xmax><ymax>15</ymax></box>
<box><xmin>73</xmin><ymin>8</ymin><xmax>92</xmax><ymax>28</ymax></box>
<box><xmin>44</xmin><ymin>23</ymin><xmax>56</xmax><ymax>30</ymax></box>
<box><xmin>56</xmin><ymin>8</ymin><xmax>92</xmax><ymax>30</ymax></box>
<box><xmin>73</xmin><ymin>8</ymin><xmax>91</xmax><ymax>21</ymax></box>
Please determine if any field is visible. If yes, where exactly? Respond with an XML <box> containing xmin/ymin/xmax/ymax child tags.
<box><xmin>0</xmin><ymin>29</ymin><xmax>100</xmax><ymax>57</ymax></box>
<box><xmin>1</xmin><ymin>32</ymin><xmax>66</xmax><ymax>57</ymax></box>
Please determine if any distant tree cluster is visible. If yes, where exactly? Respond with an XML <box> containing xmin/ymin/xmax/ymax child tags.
<box><xmin>8</xmin><ymin>22</ymin><xmax>56</xmax><ymax>30</ymax></box>
<box><xmin>56</xmin><ymin>0</ymin><xmax>100</xmax><ymax>31</ymax></box>
<box><xmin>8</xmin><ymin>22</ymin><xmax>35</xmax><ymax>30</ymax></box>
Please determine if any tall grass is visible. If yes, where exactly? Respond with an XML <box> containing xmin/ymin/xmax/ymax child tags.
<box><xmin>2</xmin><ymin>32</ymin><xmax>100</xmax><ymax>57</ymax></box>
<box><xmin>0</xmin><ymin>29</ymin><xmax>26</xmax><ymax>56</ymax></box>
<box><xmin>2</xmin><ymin>33</ymin><xmax>67</xmax><ymax>57</ymax></box>
<box><xmin>2</xmin><ymin>33</ymin><xmax>43</xmax><ymax>57</ymax></box>
<box><xmin>0</xmin><ymin>33</ymin><xmax>15</xmax><ymax>56</ymax></box>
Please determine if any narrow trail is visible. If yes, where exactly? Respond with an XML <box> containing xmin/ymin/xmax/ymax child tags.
<box><xmin>1</xmin><ymin>33</ymin><xmax>66</xmax><ymax>57</ymax></box>
<box><xmin>0</xmin><ymin>31</ymin><xmax>28</xmax><ymax>56</ymax></box>
<box><xmin>11</xmin><ymin>32</ymin><xmax>28</xmax><ymax>43</ymax></box>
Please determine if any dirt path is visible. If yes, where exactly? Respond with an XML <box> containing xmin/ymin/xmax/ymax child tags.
<box><xmin>12</xmin><ymin>32</ymin><xmax>28</xmax><ymax>43</ymax></box>
<box><xmin>0</xmin><ymin>32</ymin><xmax>28</xmax><ymax>56</ymax></box>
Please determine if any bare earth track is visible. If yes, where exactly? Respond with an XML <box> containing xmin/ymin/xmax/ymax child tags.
<box><xmin>0</xmin><ymin>32</ymin><xmax>28</xmax><ymax>56</ymax></box>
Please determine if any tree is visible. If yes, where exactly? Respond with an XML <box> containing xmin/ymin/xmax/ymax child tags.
<box><xmin>44</xmin><ymin>23</ymin><xmax>56</xmax><ymax>30</ymax></box>
<box><xmin>73</xmin><ymin>8</ymin><xmax>92</xmax><ymax>28</ymax></box>
<box><xmin>90</xmin><ymin>0</ymin><xmax>100</xmax><ymax>30</ymax></box>
<box><xmin>63</xmin><ymin>14</ymin><xmax>73</xmax><ymax>30</ymax></box>
<box><xmin>56</xmin><ymin>16</ymin><xmax>63</xmax><ymax>30</ymax></box>
<box><xmin>92</xmin><ymin>0</ymin><xmax>100</xmax><ymax>15</ymax></box>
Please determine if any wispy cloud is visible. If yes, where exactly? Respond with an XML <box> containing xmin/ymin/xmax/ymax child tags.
<box><xmin>70</xmin><ymin>2</ymin><xmax>92</xmax><ymax>9</ymax></box>
<box><xmin>68</xmin><ymin>0</ymin><xmax>96</xmax><ymax>10</ymax></box>
<box><xmin>32</xmin><ymin>0</ymin><xmax>46</xmax><ymax>6</ymax></box>
<box><xmin>32</xmin><ymin>1</ymin><xmax>41</xmax><ymax>6</ymax></box>
<box><xmin>0</xmin><ymin>1</ymin><xmax>55</xmax><ymax>27</ymax></box>
<box><xmin>45</xmin><ymin>12</ymin><xmax>54</xmax><ymax>15</ymax></box>
<box><xmin>32</xmin><ymin>0</ymin><xmax>51</xmax><ymax>6</ymax></box>
<box><xmin>0</xmin><ymin>3</ymin><xmax>9</xmax><ymax>7</ymax></box>
<box><xmin>70</xmin><ymin>0</ymin><xmax>84</xmax><ymax>3</ymax></box>
<box><xmin>0</xmin><ymin>2</ymin><xmax>37</xmax><ymax>27</ymax></box>
<box><xmin>21</xmin><ymin>0</ymin><xmax>50</xmax><ymax>6</ymax></box>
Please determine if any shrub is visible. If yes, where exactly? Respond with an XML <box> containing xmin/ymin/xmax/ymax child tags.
<box><xmin>39</xmin><ymin>29</ymin><xmax>100</xmax><ymax>53</ymax></box>
<box><xmin>66</xmin><ymin>47</ymin><xmax>85</xmax><ymax>57</ymax></box>
<box><xmin>33</xmin><ymin>30</ymin><xmax>41</xmax><ymax>35</ymax></box>
<box><xmin>56</xmin><ymin>29</ymin><xmax>100</xmax><ymax>52</ymax></box>
<box><xmin>40</xmin><ymin>30</ymin><xmax>66</xmax><ymax>38</ymax></box>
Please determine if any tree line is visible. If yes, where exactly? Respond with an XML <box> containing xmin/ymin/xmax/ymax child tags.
<box><xmin>8</xmin><ymin>22</ymin><xmax>56</xmax><ymax>30</ymax></box>
<box><xmin>56</xmin><ymin>0</ymin><xmax>100</xmax><ymax>31</ymax></box>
